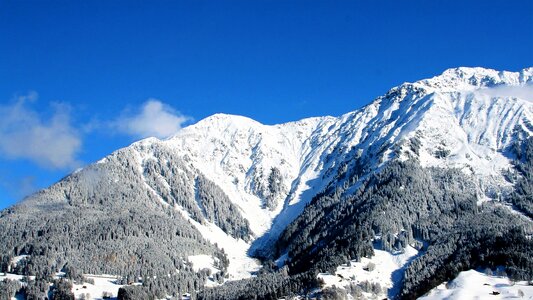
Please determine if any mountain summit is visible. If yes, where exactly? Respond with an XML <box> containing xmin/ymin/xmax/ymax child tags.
<box><xmin>1</xmin><ymin>67</ymin><xmax>532</xmax><ymax>300</ymax></box>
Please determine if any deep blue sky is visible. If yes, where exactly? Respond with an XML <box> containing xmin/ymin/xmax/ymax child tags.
<box><xmin>0</xmin><ymin>0</ymin><xmax>532</xmax><ymax>209</ymax></box>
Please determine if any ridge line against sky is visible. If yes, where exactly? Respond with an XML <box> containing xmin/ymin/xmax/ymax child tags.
<box><xmin>0</xmin><ymin>0</ymin><xmax>532</xmax><ymax>208</ymax></box>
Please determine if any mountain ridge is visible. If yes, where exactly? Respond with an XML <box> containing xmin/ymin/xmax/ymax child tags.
<box><xmin>1</xmin><ymin>66</ymin><xmax>532</xmax><ymax>299</ymax></box>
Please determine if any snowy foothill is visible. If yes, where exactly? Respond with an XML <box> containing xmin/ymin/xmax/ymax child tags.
<box><xmin>419</xmin><ymin>269</ymin><xmax>533</xmax><ymax>300</ymax></box>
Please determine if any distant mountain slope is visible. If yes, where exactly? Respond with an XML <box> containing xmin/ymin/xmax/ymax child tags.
<box><xmin>0</xmin><ymin>67</ymin><xmax>532</xmax><ymax>299</ymax></box>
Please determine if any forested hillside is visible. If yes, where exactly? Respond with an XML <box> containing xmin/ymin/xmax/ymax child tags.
<box><xmin>0</xmin><ymin>143</ymin><xmax>246</xmax><ymax>299</ymax></box>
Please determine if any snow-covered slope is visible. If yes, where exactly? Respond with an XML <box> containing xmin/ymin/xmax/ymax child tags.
<box><xmin>166</xmin><ymin>114</ymin><xmax>337</xmax><ymax>238</ymax></box>
<box><xmin>119</xmin><ymin>67</ymin><xmax>533</xmax><ymax>278</ymax></box>
<box><xmin>317</xmin><ymin>245</ymin><xmax>419</xmax><ymax>299</ymax></box>
<box><xmin>419</xmin><ymin>269</ymin><xmax>533</xmax><ymax>300</ymax></box>
<box><xmin>168</xmin><ymin>68</ymin><xmax>532</xmax><ymax>228</ymax></box>
<box><xmin>322</xmin><ymin>67</ymin><xmax>533</xmax><ymax>199</ymax></box>
<box><xmin>2</xmin><ymin>68</ymin><xmax>531</xmax><ymax>300</ymax></box>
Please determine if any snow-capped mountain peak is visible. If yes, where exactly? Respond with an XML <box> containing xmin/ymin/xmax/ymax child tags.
<box><xmin>352</xmin><ymin>67</ymin><xmax>533</xmax><ymax>201</ymax></box>
<box><xmin>2</xmin><ymin>67</ymin><xmax>532</xmax><ymax>299</ymax></box>
<box><xmin>121</xmin><ymin>69</ymin><xmax>532</xmax><ymax>257</ymax></box>
<box><xmin>118</xmin><ymin>69</ymin><xmax>521</xmax><ymax>266</ymax></box>
<box><xmin>418</xmin><ymin>66</ymin><xmax>533</xmax><ymax>90</ymax></box>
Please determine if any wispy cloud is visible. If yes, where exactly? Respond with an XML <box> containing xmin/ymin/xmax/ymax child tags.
<box><xmin>113</xmin><ymin>99</ymin><xmax>191</xmax><ymax>139</ymax></box>
<box><xmin>0</xmin><ymin>92</ymin><xmax>82</xmax><ymax>169</ymax></box>
<box><xmin>17</xmin><ymin>176</ymin><xmax>38</xmax><ymax>199</ymax></box>
<box><xmin>478</xmin><ymin>85</ymin><xmax>533</xmax><ymax>102</ymax></box>
<box><xmin>0</xmin><ymin>174</ymin><xmax>39</xmax><ymax>206</ymax></box>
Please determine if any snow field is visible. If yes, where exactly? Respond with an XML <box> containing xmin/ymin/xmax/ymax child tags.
<box><xmin>317</xmin><ymin>246</ymin><xmax>419</xmax><ymax>298</ymax></box>
<box><xmin>419</xmin><ymin>269</ymin><xmax>533</xmax><ymax>300</ymax></box>
<box><xmin>71</xmin><ymin>275</ymin><xmax>123</xmax><ymax>300</ymax></box>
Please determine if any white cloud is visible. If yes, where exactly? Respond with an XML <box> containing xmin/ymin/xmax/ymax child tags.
<box><xmin>478</xmin><ymin>85</ymin><xmax>533</xmax><ymax>102</ymax></box>
<box><xmin>114</xmin><ymin>99</ymin><xmax>191</xmax><ymax>139</ymax></box>
<box><xmin>0</xmin><ymin>93</ymin><xmax>82</xmax><ymax>169</ymax></box>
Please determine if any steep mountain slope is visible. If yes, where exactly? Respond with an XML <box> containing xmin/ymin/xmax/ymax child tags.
<box><xmin>169</xmin><ymin>67</ymin><xmax>533</xmax><ymax>256</ymax></box>
<box><xmin>0</xmin><ymin>67</ymin><xmax>532</xmax><ymax>299</ymax></box>
<box><xmin>270</xmin><ymin>68</ymin><xmax>533</xmax><ymax>299</ymax></box>
<box><xmin>0</xmin><ymin>144</ymin><xmax>242</xmax><ymax>298</ymax></box>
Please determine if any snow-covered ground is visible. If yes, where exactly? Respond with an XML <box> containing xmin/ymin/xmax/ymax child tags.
<box><xmin>71</xmin><ymin>275</ymin><xmax>123</xmax><ymax>300</ymax></box>
<box><xmin>317</xmin><ymin>245</ymin><xmax>419</xmax><ymax>298</ymax></box>
<box><xmin>0</xmin><ymin>272</ymin><xmax>122</xmax><ymax>300</ymax></box>
<box><xmin>187</xmin><ymin>254</ymin><xmax>223</xmax><ymax>287</ymax></box>
<box><xmin>419</xmin><ymin>269</ymin><xmax>533</xmax><ymax>300</ymax></box>
<box><xmin>0</xmin><ymin>272</ymin><xmax>33</xmax><ymax>282</ymax></box>
<box><xmin>174</xmin><ymin>205</ymin><xmax>262</xmax><ymax>281</ymax></box>
<box><xmin>10</xmin><ymin>255</ymin><xmax>29</xmax><ymax>267</ymax></box>
<box><xmin>187</xmin><ymin>255</ymin><xmax>219</xmax><ymax>274</ymax></box>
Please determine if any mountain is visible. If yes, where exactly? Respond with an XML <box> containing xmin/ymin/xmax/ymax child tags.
<box><xmin>1</xmin><ymin>67</ymin><xmax>532</xmax><ymax>300</ymax></box>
